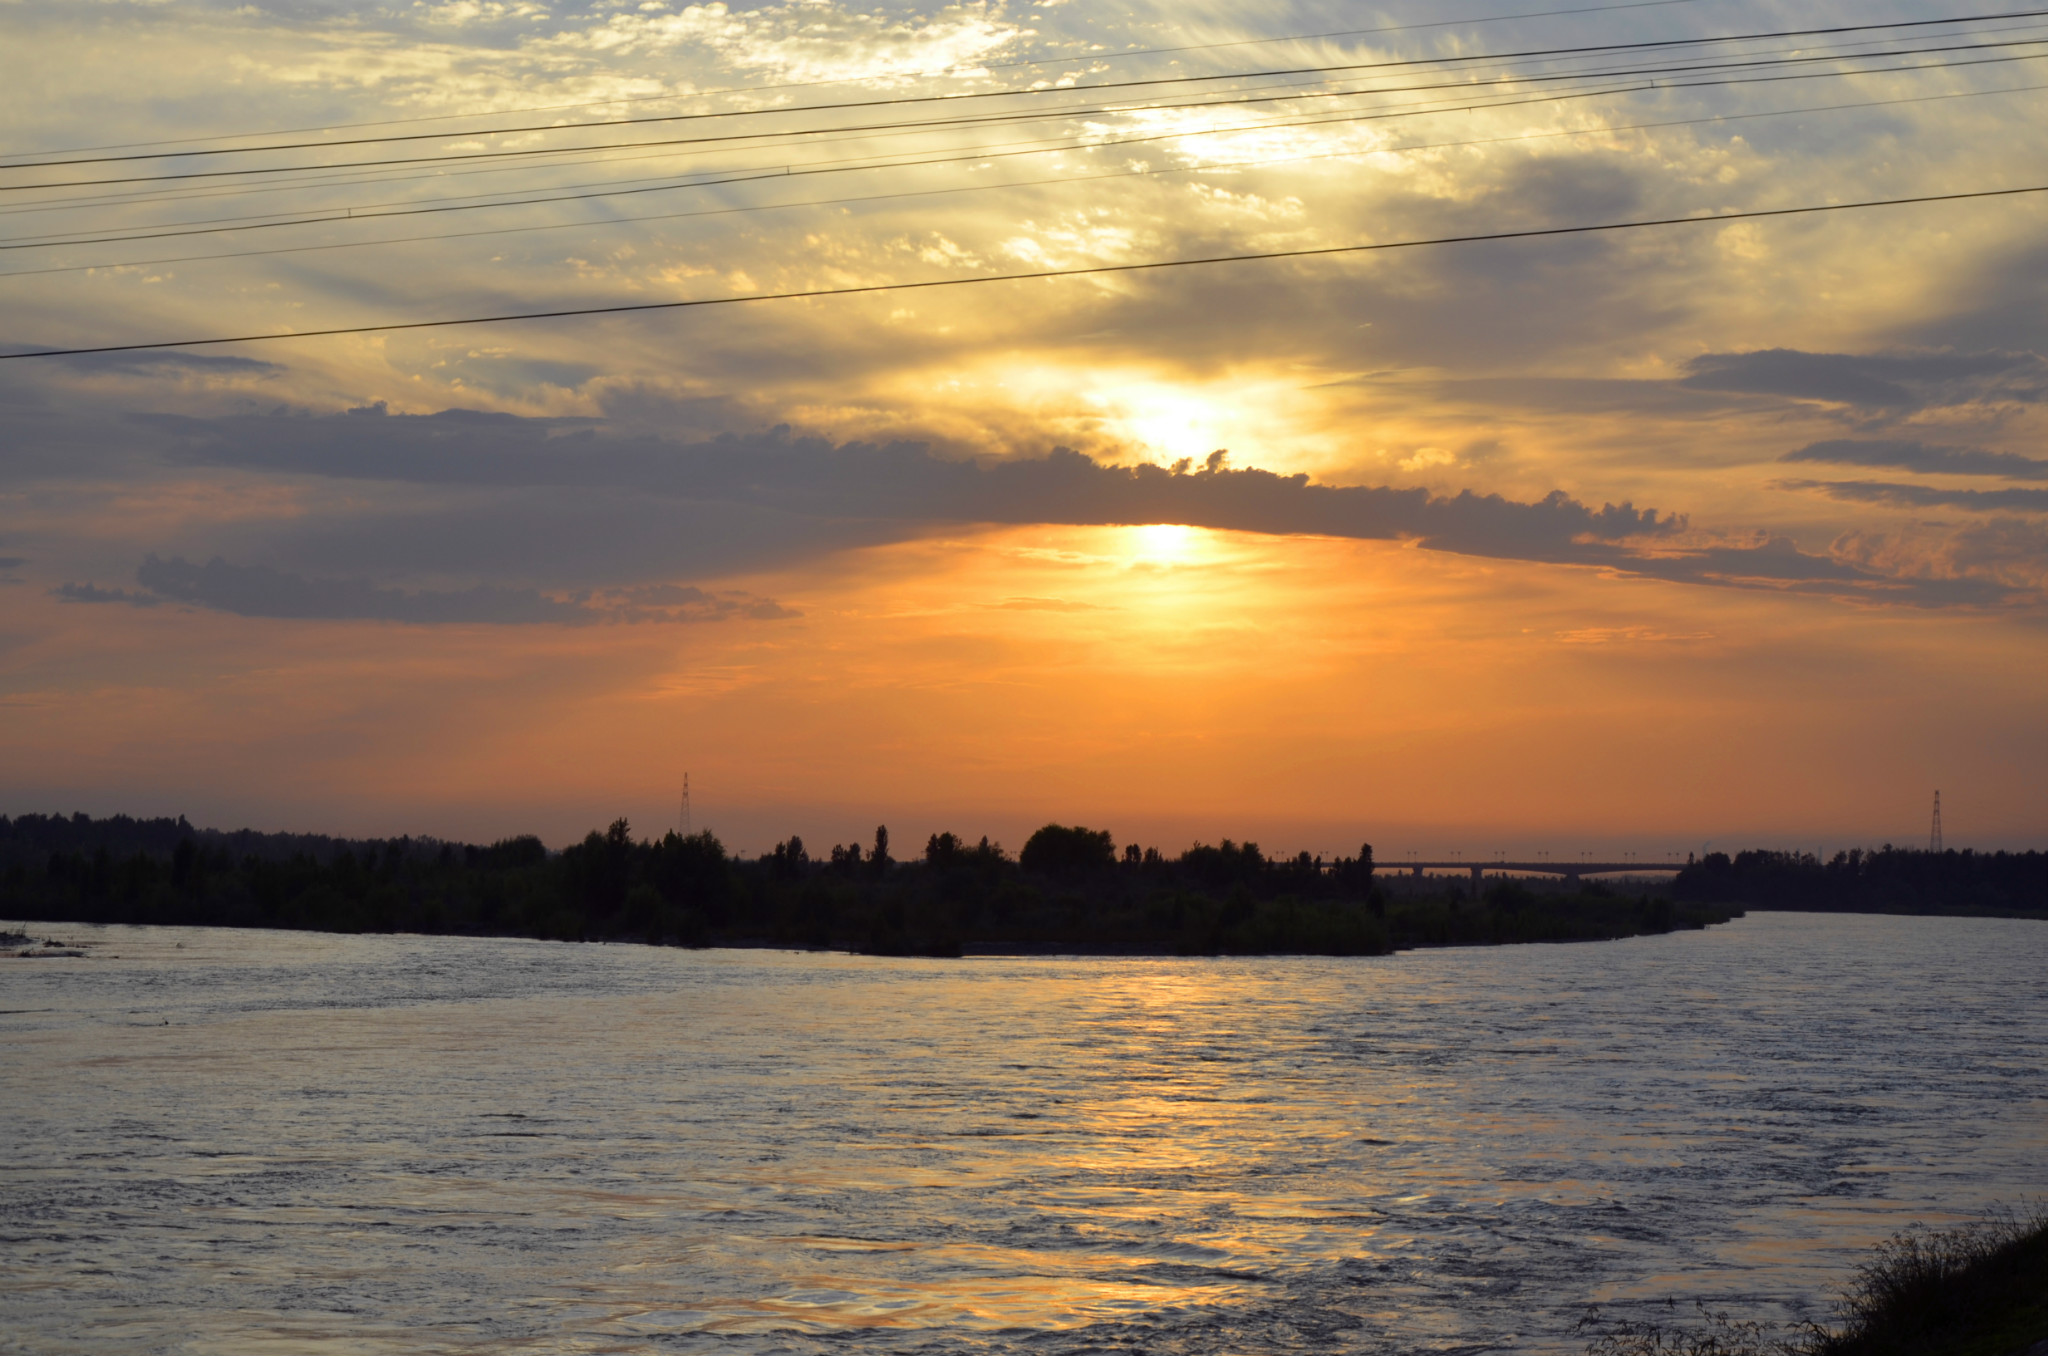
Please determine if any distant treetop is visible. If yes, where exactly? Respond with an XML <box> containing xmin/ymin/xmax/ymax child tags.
<box><xmin>1019</xmin><ymin>824</ymin><xmax>1116</xmax><ymax>879</ymax></box>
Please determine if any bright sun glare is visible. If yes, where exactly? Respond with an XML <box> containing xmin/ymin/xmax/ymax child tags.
<box><xmin>1093</xmin><ymin>386</ymin><xmax>1229</xmax><ymax>461</ymax></box>
<box><xmin>1127</xmin><ymin>523</ymin><xmax>1206</xmax><ymax>566</ymax></box>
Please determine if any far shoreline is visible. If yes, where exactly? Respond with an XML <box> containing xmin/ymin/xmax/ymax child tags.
<box><xmin>9</xmin><ymin>812</ymin><xmax>2040</xmax><ymax>962</ymax></box>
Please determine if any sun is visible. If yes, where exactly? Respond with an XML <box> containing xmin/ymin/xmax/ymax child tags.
<box><xmin>1088</xmin><ymin>384</ymin><xmax>1229</xmax><ymax>462</ymax></box>
<box><xmin>1126</xmin><ymin>523</ymin><xmax>1207</xmax><ymax>567</ymax></box>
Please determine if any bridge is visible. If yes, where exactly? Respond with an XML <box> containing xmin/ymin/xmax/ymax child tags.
<box><xmin>1392</xmin><ymin>858</ymin><xmax>1690</xmax><ymax>889</ymax></box>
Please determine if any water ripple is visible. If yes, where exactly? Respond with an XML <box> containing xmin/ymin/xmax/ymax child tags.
<box><xmin>1</xmin><ymin>913</ymin><xmax>2044</xmax><ymax>1354</ymax></box>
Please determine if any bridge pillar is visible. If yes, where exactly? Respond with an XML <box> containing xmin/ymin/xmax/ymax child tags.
<box><xmin>1469</xmin><ymin>865</ymin><xmax>1483</xmax><ymax>895</ymax></box>
<box><xmin>1563</xmin><ymin>869</ymin><xmax>1581</xmax><ymax>889</ymax></box>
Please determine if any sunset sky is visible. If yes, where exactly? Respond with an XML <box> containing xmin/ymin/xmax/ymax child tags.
<box><xmin>3</xmin><ymin>0</ymin><xmax>2045</xmax><ymax>856</ymax></box>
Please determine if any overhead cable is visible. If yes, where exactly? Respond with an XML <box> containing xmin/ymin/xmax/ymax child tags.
<box><xmin>0</xmin><ymin>0</ymin><xmax>1732</xmax><ymax>160</ymax></box>
<box><xmin>10</xmin><ymin>46</ymin><xmax>2042</xmax><ymax>254</ymax></box>
<box><xmin>8</xmin><ymin>82</ymin><xmax>2031</xmax><ymax>281</ymax></box>
<box><xmin>6</xmin><ymin>183</ymin><xmax>2042</xmax><ymax>361</ymax></box>
<box><xmin>4</xmin><ymin>6</ymin><xmax>2043</xmax><ymax>176</ymax></box>
<box><xmin>9</xmin><ymin>32</ymin><xmax>2045</xmax><ymax>197</ymax></box>
<box><xmin>15</xmin><ymin>27</ymin><xmax>2037</xmax><ymax>226</ymax></box>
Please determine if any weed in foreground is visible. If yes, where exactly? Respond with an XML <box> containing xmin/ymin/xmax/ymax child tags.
<box><xmin>1817</xmin><ymin>1204</ymin><xmax>2048</xmax><ymax>1356</ymax></box>
<box><xmin>1579</xmin><ymin>1205</ymin><xmax>2048</xmax><ymax>1356</ymax></box>
<box><xmin>1577</xmin><ymin>1300</ymin><xmax>1820</xmax><ymax>1356</ymax></box>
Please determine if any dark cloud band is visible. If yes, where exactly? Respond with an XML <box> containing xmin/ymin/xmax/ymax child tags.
<box><xmin>1780</xmin><ymin>439</ymin><xmax>2048</xmax><ymax>479</ymax></box>
<box><xmin>1682</xmin><ymin>348</ymin><xmax>2042</xmax><ymax>410</ymax></box>
<box><xmin>53</xmin><ymin>555</ymin><xmax>798</xmax><ymax>626</ymax></box>
<box><xmin>138</xmin><ymin>405</ymin><xmax>2022</xmax><ymax>608</ymax></box>
<box><xmin>1778</xmin><ymin>478</ymin><xmax>2048</xmax><ymax>512</ymax></box>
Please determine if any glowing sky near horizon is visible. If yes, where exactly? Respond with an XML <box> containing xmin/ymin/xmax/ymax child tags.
<box><xmin>2</xmin><ymin>0</ymin><xmax>2045</xmax><ymax>855</ymax></box>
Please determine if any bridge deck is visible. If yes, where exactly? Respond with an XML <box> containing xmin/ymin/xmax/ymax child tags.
<box><xmin>1395</xmin><ymin>860</ymin><xmax>1688</xmax><ymax>877</ymax></box>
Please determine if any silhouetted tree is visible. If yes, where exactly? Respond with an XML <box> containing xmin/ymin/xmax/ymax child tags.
<box><xmin>771</xmin><ymin>835</ymin><xmax>809</xmax><ymax>877</ymax></box>
<box><xmin>1020</xmin><ymin>824</ymin><xmax>1115</xmax><ymax>879</ymax></box>
<box><xmin>1180</xmin><ymin>838</ymin><xmax>1265</xmax><ymax>888</ymax></box>
<box><xmin>926</xmin><ymin>831</ymin><xmax>963</xmax><ymax>867</ymax></box>
<box><xmin>654</xmin><ymin>830</ymin><xmax>729</xmax><ymax>920</ymax></box>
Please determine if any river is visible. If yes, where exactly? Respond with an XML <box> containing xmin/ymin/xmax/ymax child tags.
<box><xmin>2</xmin><ymin>911</ymin><xmax>2043</xmax><ymax>1354</ymax></box>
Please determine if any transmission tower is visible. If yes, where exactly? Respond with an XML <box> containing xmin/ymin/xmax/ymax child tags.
<box><xmin>1929</xmin><ymin>790</ymin><xmax>1942</xmax><ymax>853</ymax></box>
<box><xmin>680</xmin><ymin>773</ymin><xmax>692</xmax><ymax>838</ymax></box>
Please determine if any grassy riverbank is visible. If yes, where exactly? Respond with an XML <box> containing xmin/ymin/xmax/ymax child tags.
<box><xmin>1583</xmin><ymin>1208</ymin><xmax>2048</xmax><ymax>1356</ymax></box>
<box><xmin>1821</xmin><ymin>1210</ymin><xmax>2048</xmax><ymax>1356</ymax></box>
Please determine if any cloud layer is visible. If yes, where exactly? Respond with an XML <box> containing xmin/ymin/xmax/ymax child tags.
<box><xmin>56</xmin><ymin>554</ymin><xmax>797</xmax><ymax>625</ymax></box>
<box><xmin>1781</xmin><ymin>479</ymin><xmax>2048</xmax><ymax>513</ymax></box>
<box><xmin>1780</xmin><ymin>438</ymin><xmax>2048</xmax><ymax>479</ymax></box>
<box><xmin>126</xmin><ymin>404</ymin><xmax>2021</xmax><ymax>608</ymax></box>
<box><xmin>1681</xmin><ymin>349</ymin><xmax>2043</xmax><ymax>410</ymax></box>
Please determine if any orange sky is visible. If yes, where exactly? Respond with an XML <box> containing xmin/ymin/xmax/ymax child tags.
<box><xmin>3</xmin><ymin>0</ymin><xmax>2045</xmax><ymax>853</ymax></box>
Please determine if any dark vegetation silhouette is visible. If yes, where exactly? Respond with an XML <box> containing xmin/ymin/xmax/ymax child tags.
<box><xmin>1577</xmin><ymin>1206</ymin><xmax>2048</xmax><ymax>1356</ymax></box>
<box><xmin>1672</xmin><ymin>847</ymin><xmax>2048</xmax><ymax>916</ymax></box>
<box><xmin>1</xmin><ymin>813</ymin><xmax>1739</xmax><ymax>955</ymax></box>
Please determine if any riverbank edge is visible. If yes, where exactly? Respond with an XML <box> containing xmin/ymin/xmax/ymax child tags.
<box><xmin>1583</xmin><ymin>1211</ymin><xmax>2048</xmax><ymax>1356</ymax></box>
<box><xmin>2</xmin><ymin>902</ymin><xmax>1742</xmax><ymax>960</ymax></box>
<box><xmin>1821</xmin><ymin>1209</ymin><xmax>2048</xmax><ymax>1356</ymax></box>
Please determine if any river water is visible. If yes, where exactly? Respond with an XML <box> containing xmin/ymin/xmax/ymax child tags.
<box><xmin>2</xmin><ymin>912</ymin><xmax>2043</xmax><ymax>1355</ymax></box>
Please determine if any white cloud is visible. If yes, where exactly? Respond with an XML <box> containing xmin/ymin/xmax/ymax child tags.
<box><xmin>530</xmin><ymin>2</ymin><xmax>1026</xmax><ymax>83</ymax></box>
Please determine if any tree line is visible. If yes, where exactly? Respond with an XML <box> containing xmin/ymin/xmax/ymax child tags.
<box><xmin>0</xmin><ymin>812</ymin><xmax>1736</xmax><ymax>956</ymax></box>
<box><xmin>1671</xmin><ymin>846</ymin><xmax>2048</xmax><ymax>916</ymax></box>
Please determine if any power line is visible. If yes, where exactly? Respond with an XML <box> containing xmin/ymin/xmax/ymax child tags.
<box><xmin>0</xmin><ymin>76</ymin><xmax>1684</xmax><ymax>247</ymax></box>
<box><xmin>0</xmin><ymin>0</ymin><xmax>1745</xmax><ymax>161</ymax></box>
<box><xmin>0</xmin><ymin>53</ymin><xmax>1797</xmax><ymax>225</ymax></box>
<box><xmin>14</xmin><ymin>38</ymin><xmax>2042</xmax><ymax>204</ymax></box>
<box><xmin>7</xmin><ymin>8</ymin><xmax>2042</xmax><ymax>180</ymax></box>
<box><xmin>0</xmin><ymin>88</ymin><xmax>1614</xmax><ymax>251</ymax></box>
<box><xmin>7</xmin><ymin>61</ymin><xmax>1696</xmax><ymax>195</ymax></box>
<box><xmin>6</xmin><ymin>79</ymin><xmax>2036</xmax><ymax>280</ymax></box>
<box><xmin>10</xmin><ymin>42</ymin><xmax>2043</xmax><ymax>251</ymax></box>
<box><xmin>17</xmin><ymin>28</ymin><xmax>2037</xmax><ymax>231</ymax></box>
<box><xmin>6</xmin><ymin>182</ymin><xmax>2041</xmax><ymax>362</ymax></box>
